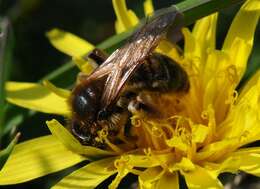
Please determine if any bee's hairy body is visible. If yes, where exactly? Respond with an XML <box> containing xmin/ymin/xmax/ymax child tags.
<box><xmin>69</xmin><ymin>49</ymin><xmax>189</xmax><ymax>147</ymax></box>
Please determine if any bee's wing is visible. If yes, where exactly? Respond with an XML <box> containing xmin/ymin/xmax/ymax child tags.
<box><xmin>100</xmin><ymin>35</ymin><xmax>160</xmax><ymax>108</ymax></box>
<box><xmin>88</xmin><ymin>9</ymin><xmax>183</xmax><ymax>108</ymax></box>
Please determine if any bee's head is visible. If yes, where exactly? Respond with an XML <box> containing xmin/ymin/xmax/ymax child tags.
<box><xmin>70</xmin><ymin>83</ymin><xmax>102</xmax><ymax>122</ymax></box>
<box><xmin>68</xmin><ymin>82</ymin><xmax>105</xmax><ymax>147</ymax></box>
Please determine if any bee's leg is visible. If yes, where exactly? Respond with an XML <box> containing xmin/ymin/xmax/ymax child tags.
<box><xmin>128</xmin><ymin>99</ymin><xmax>145</xmax><ymax>114</ymax></box>
<box><xmin>128</xmin><ymin>98</ymin><xmax>155</xmax><ymax>115</ymax></box>
<box><xmin>116</xmin><ymin>93</ymin><xmax>136</xmax><ymax>109</ymax></box>
<box><xmin>76</xmin><ymin>72</ymin><xmax>89</xmax><ymax>84</ymax></box>
<box><xmin>128</xmin><ymin>92</ymin><xmax>160</xmax><ymax>117</ymax></box>
<box><xmin>85</xmin><ymin>48</ymin><xmax>109</xmax><ymax>65</ymax></box>
<box><xmin>123</xmin><ymin>118</ymin><xmax>132</xmax><ymax>137</ymax></box>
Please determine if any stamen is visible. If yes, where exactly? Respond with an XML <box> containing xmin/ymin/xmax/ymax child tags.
<box><xmin>239</xmin><ymin>131</ymin><xmax>250</xmax><ymax>144</ymax></box>
<box><xmin>226</xmin><ymin>65</ymin><xmax>239</xmax><ymax>84</ymax></box>
<box><xmin>131</xmin><ymin>116</ymin><xmax>142</xmax><ymax>127</ymax></box>
<box><xmin>160</xmin><ymin>123</ymin><xmax>175</xmax><ymax>139</ymax></box>
<box><xmin>187</xmin><ymin>142</ymin><xmax>196</xmax><ymax>161</ymax></box>
<box><xmin>129</xmin><ymin>169</ymin><xmax>143</xmax><ymax>176</ymax></box>
<box><xmin>143</xmin><ymin>148</ymin><xmax>169</xmax><ymax>170</ymax></box>
<box><xmin>110</xmin><ymin>156</ymin><xmax>132</xmax><ymax>189</ymax></box>
<box><xmin>141</xmin><ymin>168</ymin><xmax>166</xmax><ymax>185</ymax></box>
<box><xmin>144</xmin><ymin>148</ymin><xmax>152</xmax><ymax>156</ymax></box>
<box><xmin>142</xmin><ymin>121</ymin><xmax>163</xmax><ymax>150</ymax></box>
<box><xmin>225</xmin><ymin>90</ymin><xmax>238</xmax><ymax>105</ymax></box>
<box><xmin>97</xmin><ymin>129</ymin><xmax>123</xmax><ymax>154</ymax></box>
<box><xmin>201</xmin><ymin>105</ymin><xmax>216</xmax><ymax>145</ymax></box>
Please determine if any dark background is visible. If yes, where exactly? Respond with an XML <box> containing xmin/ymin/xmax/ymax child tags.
<box><xmin>0</xmin><ymin>0</ymin><xmax>259</xmax><ymax>188</ymax></box>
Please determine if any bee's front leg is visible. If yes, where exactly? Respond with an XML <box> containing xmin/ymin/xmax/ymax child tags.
<box><xmin>86</xmin><ymin>48</ymin><xmax>108</xmax><ymax>65</ymax></box>
<box><xmin>128</xmin><ymin>92</ymin><xmax>159</xmax><ymax>117</ymax></box>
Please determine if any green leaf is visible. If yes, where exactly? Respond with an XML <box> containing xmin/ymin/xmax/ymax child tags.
<box><xmin>0</xmin><ymin>18</ymin><xmax>14</xmax><ymax>135</ymax></box>
<box><xmin>2</xmin><ymin>114</ymin><xmax>23</xmax><ymax>136</ymax></box>
<box><xmin>176</xmin><ymin>0</ymin><xmax>245</xmax><ymax>26</ymax></box>
<box><xmin>0</xmin><ymin>133</ymin><xmax>20</xmax><ymax>170</ymax></box>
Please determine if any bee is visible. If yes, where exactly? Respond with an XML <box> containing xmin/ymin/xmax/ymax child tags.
<box><xmin>69</xmin><ymin>9</ymin><xmax>189</xmax><ymax>147</ymax></box>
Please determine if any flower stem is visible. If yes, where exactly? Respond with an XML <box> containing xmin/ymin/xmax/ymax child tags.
<box><xmin>176</xmin><ymin>0</ymin><xmax>245</xmax><ymax>25</ymax></box>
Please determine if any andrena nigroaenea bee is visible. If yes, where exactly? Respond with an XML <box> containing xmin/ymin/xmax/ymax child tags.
<box><xmin>68</xmin><ymin>9</ymin><xmax>189</xmax><ymax>147</ymax></box>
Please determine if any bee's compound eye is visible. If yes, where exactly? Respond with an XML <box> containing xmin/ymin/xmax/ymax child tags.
<box><xmin>72</xmin><ymin>93</ymin><xmax>96</xmax><ymax>120</ymax></box>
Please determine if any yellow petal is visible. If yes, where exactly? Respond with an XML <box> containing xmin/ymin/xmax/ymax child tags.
<box><xmin>166</xmin><ymin>136</ymin><xmax>188</xmax><ymax>152</ymax></box>
<box><xmin>226</xmin><ymin>38</ymin><xmax>251</xmax><ymax>82</ymax></box>
<box><xmin>46</xmin><ymin>28</ymin><xmax>94</xmax><ymax>57</ymax></box>
<box><xmin>183</xmin><ymin>28</ymin><xmax>198</xmax><ymax>58</ymax></box>
<box><xmin>202</xmin><ymin>50</ymin><xmax>229</xmax><ymax>89</ymax></box>
<box><xmin>217</xmin><ymin>74</ymin><xmax>260</xmax><ymax>142</ymax></box>
<box><xmin>6</xmin><ymin>82</ymin><xmax>70</xmax><ymax>115</ymax></box>
<box><xmin>122</xmin><ymin>153</ymin><xmax>174</xmax><ymax>168</ymax></box>
<box><xmin>112</xmin><ymin>0</ymin><xmax>139</xmax><ymax>33</ymax></box>
<box><xmin>202</xmin><ymin>50</ymin><xmax>237</xmax><ymax>123</ymax></box>
<box><xmin>183</xmin><ymin>166</ymin><xmax>223</xmax><ymax>189</ymax></box>
<box><xmin>42</xmin><ymin>80</ymin><xmax>70</xmax><ymax>99</ymax></box>
<box><xmin>0</xmin><ymin>135</ymin><xmax>85</xmax><ymax>185</ymax></box>
<box><xmin>139</xmin><ymin>167</ymin><xmax>163</xmax><ymax>189</ymax></box>
<box><xmin>239</xmin><ymin>70</ymin><xmax>260</xmax><ymax>100</ymax></box>
<box><xmin>156</xmin><ymin>172</ymin><xmax>179</xmax><ymax>189</ymax></box>
<box><xmin>192</xmin><ymin>13</ymin><xmax>218</xmax><ymax>57</ymax></box>
<box><xmin>143</xmin><ymin>0</ymin><xmax>154</xmax><ymax>16</ymax></box>
<box><xmin>222</xmin><ymin>0</ymin><xmax>260</xmax><ymax>51</ymax></box>
<box><xmin>52</xmin><ymin>157</ymin><xmax>117</xmax><ymax>189</ymax></box>
<box><xmin>209</xmin><ymin>147</ymin><xmax>260</xmax><ymax>176</ymax></box>
<box><xmin>46</xmin><ymin>119</ymin><xmax>115</xmax><ymax>159</ymax></box>
<box><xmin>233</xmin><ymin>153</ymin><xmax>260</xmax><ymax>176</ymax></box>
<box><xmin>156</xmin><ymin>40</ymin><xmax>182</xmax><ymax>63</ymax></box>
<box><xmin>236</xmin><ymin>147</ymin><xmax>260</xmax><ymax>154</ymax></box>
<box><xmin>182</xmin><ymin>28</ymin><xmax>202</xmax><ymax>69</ymax></box>
<box><xmin>169</xmin><ymin>157</ymin><xmax>195</xmax><ymax>172</ymax></box>
<box><xmin>192</xmin><ymin>124</ymin><xmax>209</xmax><ymax>143</ymax></box>
<box><xmin>195</xmin><ymin>138</ymin><xmax>239</xmax><ymax>162</ymax></box>
<box><xmin>72</xmin><ymin>57</ymin><xmax>96</xmax><ymax>74</ymax></box>
<box><xmin>0</xmin><ymin>133</ymin><xmax>20</xmax><ymax>170</ymax></box>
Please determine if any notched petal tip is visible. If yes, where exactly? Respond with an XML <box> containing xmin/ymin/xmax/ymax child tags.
<box><xmin>192</xmin><ymin>13</ymin><xmax>218</xmax><ymax>55</ymax></box>
<box><xmin>143</xmin><ymin>0</ymin><xmax>154</xmax><ymax>16</ymax></box>
<box><xmin>223</xmin><ymin>0</ymin><xmax>260</xmax><ymax>51</ymax></box>
<box><xmin>112</xmin><ymin>0</ymin><xmax>139</xmax><ymax>33</ymax></box>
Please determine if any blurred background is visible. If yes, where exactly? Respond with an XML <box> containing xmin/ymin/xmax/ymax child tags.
<box><xmin>0</xmin><ymin>0</ymin><xmax>259</xmax><ymax>188</ymax></box>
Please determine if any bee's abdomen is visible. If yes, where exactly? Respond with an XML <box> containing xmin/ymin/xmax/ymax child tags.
<box><xmin>129</xmin><ymin>53</ymin><xmax>189</xmax><ymax>92</ymax></box>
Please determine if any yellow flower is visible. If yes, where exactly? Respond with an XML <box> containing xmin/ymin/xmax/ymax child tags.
<box><xmin>1</xmin><ymin>0</ymin><xmax>260</xmax><ymax>188</ymax></box>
